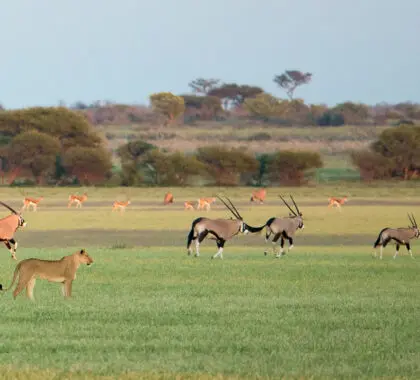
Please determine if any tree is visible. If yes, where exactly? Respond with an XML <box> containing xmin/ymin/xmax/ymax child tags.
<box><xmin>208</xmin><ymin>84</ymin><xmax>264</xmax><ymax>109</ymax></box>
<box><xmin>0</xmin><ymin>107</ymin><xmax>102</xmax><ymax>150</ymax></box>
<box><xmin>351</xmin><ymin>125</ymin><xmax>420</xmax><ymax>180</ymax></box>
<box><xmin>188</xmin><ymin>78</ymin><xmax>220</xmax><ymax>95</ymax></box>
<box><xmin>196</xmin><ymin>146</ymin><xmax>258</xmax><ymax>186</ymax></box>
<box><xmin>117</xmin><ymin>140</ymin><xmax>157</xmax><ymax>186</ymax></box>
<box><xmin>62</xmin><ymin>146</ymin><xmax>112</xmax><ymax>184</ymax></box>
<box><xmin>371</xmin><ymin>125</ymin><xmax>420</xmax><ymax>178</ymax></box>
<box><xmin>8</xmin><ymin>131</ymin><xmax>61</xmax><ymax>184</ymax></box>
<box><xmin>267</xmin><ymin>151</ymin><xmax>323</xmax><ymax>185</ymax></box>
<box><xmin>145</xmin><ymin>150</ymin><xmax>207</xmax><ymax>185</ymax></box>
<box><xmin>244</xmin><ymin>93</ymin><xmax>288</xmax><ymax>120</ymax></box>
<box><xmin>273</xmin><ymin>70</ymin><xmax>312</xmax><ymax>100</ymax></box>
<box><xmin>332</xmin><ymin>102</ymin><xmax>370</xmax><ymax>125</ymax></box>
<box><xmin>149</xmin><ymin>92</ymin><xmax>185</xmax><ymax>125</ymax></box>
<box><xmin>181</xmin><ymin>95</ymin><xmax>223</xmax><ymax>120</ymax></box>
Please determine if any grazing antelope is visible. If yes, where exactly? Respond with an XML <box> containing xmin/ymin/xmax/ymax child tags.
<box><xmin>186</xmin><ymin>195</ymin><xmax>264</xmax><ymax>259</ymax></box>
<box><xmin>328</xmin><ymin>196</ymin><xmax>348</xmax><ymax>211</ymax></box>
<box><xmin>0</xmin><ymin>201</ymin><xmax>26</xmax><ymax>260</ymax></box>
<box><xmin>22</xmin><ymin>196</ymin><xmax>44</xmax><ymax>212</ymax></box>
<box><xmin>250</xmin><ymin>188</ymin><xmax>266</xmax><ymax>204</ymax></box>
<box><xmin>164</xmin><ymin>192</ymin><xmax>174</xmax><ymax>205</ymax></box>
<box><xmin>260</xmin><ymin>195</ymin><xmax>304</xmax><ymax>258</ymax></box>
<box><xmin>196</xmin><ymin>197</ymin><xmax>216</xmax><ymax>211</ymax></box>
<box><xmin>184</xmin><ymin>201</ymin><xmax>195</xmax><ymax>211</ymax></box>
<box><xmin>112</xmin><ymin>200</ymin><xmax>131</xmax><ymax>212</ymax></box>
<box><xmin>68</xmin><ymin>193</ymin><xmax>88</xmax><ymax>208</ymax></box>
<box><xmin>373</xmin><ymin>214</ymin><xmax>419</xmax><ymax>260</ymax></box>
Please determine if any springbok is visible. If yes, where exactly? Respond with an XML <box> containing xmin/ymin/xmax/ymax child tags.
<box><xmin>164</xmin><ymin>192</ymin><xmax>174</xmax><ymax>205</ymax></box>
<box><xmin>186</xmin><ymin>195</ymin><xmax>264</xmax><ymax>259</ymax></box>
<box><xmin>196</xmin><ymin>197</ymin><xmax>216</xmax><ymax>211</ymax></box>
<box><xmin>328</xmin><ymin>196</ymin><xmax>348</xmax><ymax>211</ymax></box>
<box><xmin>373</xmin><ymin>214</ymin><xmax>419</xmax><ymax>259</ymax></box>
<box><xmin>22</xmin><ymin>196</ymin><xmax>44</xmax><ymax>212</ymax></box>
<box><xmin>184</xmin><ymin>201</ymin><xmax>195</xmax><ymax>211</ymax></box>
<box><xmin>250</xmin><ymin>188</ymin><xmax>266</xmax><ymax>204</ymax></box>
<box><xmin>112</xmin><ymin>200</ymin><xmax>131</xmax><ymax>212</ymax></box>
<box><xmin>68</xmin><ymin>193</ymin><xmax>88</xmax><ymax>208</ymax></box>
<box><xmin>260</xmin><ymin>195</ymin><xmax>304</xmax><ymax>258</ymax></box>
<box><xmin>0</xmin><ymin>201</ymin><xmax>26</xmax><ymax>260</ymax></box>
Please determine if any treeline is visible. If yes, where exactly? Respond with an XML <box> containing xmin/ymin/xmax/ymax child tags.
<box><xmin>54</xmin><ymin>73</ymin><xmax>420</xmax><ymax>127</ymax></box>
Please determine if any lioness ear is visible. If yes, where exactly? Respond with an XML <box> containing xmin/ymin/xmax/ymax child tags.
<box><xmin>80</xmin><ymin>249</ymin><xmax>85</xmax><ymax>254</ymax></box>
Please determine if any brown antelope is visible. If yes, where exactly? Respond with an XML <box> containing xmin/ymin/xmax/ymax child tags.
<box><xmin>0</xmin><ymin>201</ymin><xmax>26</xmax><ymax>260</ymax></box>
<box><xmin>328</xmin><ymin>196</ymin><xmax>348</xmax><ymax>211</ymax></box>
<box><xmin>22</xmin><ymin>196</ymin><xmax>44</xmax><ymax>212</ymax></box>
<box><xmin>186</xmin><ymin>195</ymin><xmax>264</xmax><ymax>259</ymax></box>
<box><xmin>196</xmin><ymin>197</ymin><xmax>216</xmax><ymax>211</ymax></box>
<box><xmin>250</xmin><ymin>188</ymin><xmax>266</xmax><ymax>204</ymax></box>
<box><xmin>112</xmin><ymin>200</ymin><xmax>131</xmax><ymax>212</ymax></box>
<box><xmin>184</xmin><ymin>201</ymin><xmax>195</xmax><ymax>211</ymax></box>
<box><xmin>68</xmin><ymin>193</ymin><xmax>88</xmax><ymax>208</ymax></box>
<box><xmin>164</xmin><ymin>192</ymin><xmax>174</xmax><ymax>205</ymax></box>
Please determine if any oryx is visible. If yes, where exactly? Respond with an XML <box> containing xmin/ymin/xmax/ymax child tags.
<box><xmin>373</xmin><ymin>214</ymin><xmax>419</xmax><ymax>259</ymax></box>
<box><xmin>261</xmin><ymin>195</ymin><xmax>304</xmax><ymax>258</ymax></box>
<box><xmin>186</xmin><ymin>195</ymin><xmax>264</xmax><ymax>259</ymax></box>
<box><xmin>0</xmin><ymin>201</ymin><xmax>26</xmax><ymax>260</ymax></box>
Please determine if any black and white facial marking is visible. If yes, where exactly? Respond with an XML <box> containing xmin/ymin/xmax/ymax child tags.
<box><xmin>18</xmin><ymin>215</ymin><xmax>26</xmax><ymax>228</ymax></box>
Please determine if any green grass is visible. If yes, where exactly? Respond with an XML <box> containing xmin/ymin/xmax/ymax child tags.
<box><xmin>2</xmin><ymin>185</ymin><xmax>420</xmax><ymax>379</ymax></box>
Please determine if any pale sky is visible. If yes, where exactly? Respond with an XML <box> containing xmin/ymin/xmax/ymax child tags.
<box><xmin>1</xmin><ymin>0</ymin><xmax>419</xmax><ymax>109</ymax></box>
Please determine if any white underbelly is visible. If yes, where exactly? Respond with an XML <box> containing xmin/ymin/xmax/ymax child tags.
<box><xmin>39</xmin><ymin>275</ymin><xmax>65</xmax><ymax>283</ymax></box>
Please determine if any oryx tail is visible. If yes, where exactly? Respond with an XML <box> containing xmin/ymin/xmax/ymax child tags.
<box><xmin>373</xmin><ymin>227</ymin><xmax>390</xmax><ymax>248</ymax></box>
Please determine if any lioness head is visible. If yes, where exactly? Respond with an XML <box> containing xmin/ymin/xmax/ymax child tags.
<box><xmin>78</xmin><ymin>249</ymin><xmax>93</xmax><ymax>266</ymax></box>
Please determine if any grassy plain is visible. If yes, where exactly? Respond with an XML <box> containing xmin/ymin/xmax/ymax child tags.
<box><xmin>1</xmin><ymin>185</ymin><xmax>420</xmax><ymax>379</ymax></box>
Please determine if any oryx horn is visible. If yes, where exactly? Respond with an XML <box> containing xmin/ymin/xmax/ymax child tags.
<box><xmin>409</xmin><ymin>213</ymin><xmax>418</xmax><ymax>228</ymax></box>
<box><xmin>0</xmin><ymin>201</ymin><xmax>19</xmax><ymax>215</ymax></box>
<box><xmin>290</xmin><ymin>195</ymin><xmax>302</xmax><ymax>216</ymax></box>
<box><xmin>279</xmin><ymin>195</ymin><xmax>297</xmax><ymax>216</ymax></box>
<box><xmin>216</xmin><ymin>195</ymin><xmax>241</xmax><ymax>220</ymax></box>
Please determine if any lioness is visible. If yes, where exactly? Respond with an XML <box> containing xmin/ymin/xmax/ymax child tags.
<box><xmin>0</xmin><ymin>249</ymin><xmax>93</xmax><ymax>300</ymax></box>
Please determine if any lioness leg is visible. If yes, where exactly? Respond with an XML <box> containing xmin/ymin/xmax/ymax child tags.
<box><xmin>13</xmin><ymin>272</ymin><xmax>33</xmax><ymax>299</ymax></box>
<box><xmin>63</xmin><ymin>280</ymin><xmax>72</xmax><ymax>297</ymax></box>
<box><xmin>26</xmin><ymin>278</ymin><xmax>36</xmax><ymax>301</ymax></box>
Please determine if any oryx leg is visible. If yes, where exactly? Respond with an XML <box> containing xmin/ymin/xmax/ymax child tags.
<box><xmin>393</xmin><ymin>243</ymin><xmax>400</xmax><ymax>259</ymax></box>
<box><xmin>9</xmin><ymin>238</ymin><xmax>17</xmax><ymax>259</ymax></box>
<box><xmin>263</xmin><ymin>229</ymin><xmax>273</xmax><ymax>255</ymax></box>
<box><xmin>212</xmin><ymin>240</ymin><xmax>225</xmax><ymax>259</ymax></box>
<box><xmin>405</xmin><ymin>243</ymin><xmax>414</xmax><ymax>258</ymax></box>
<box><xmin>276</xmin><ymin>237</ymin><xmax>286</xmax><ymax>258</ymax></box>
<box><xmin>381</xmin><ymin>238</ymin><xmax>391</xmax><ymax>259</ymax></box>
<box><xmin>268</xmin><ymin>233</ymin><xmax>281</xmax><ymax>257</ymax></box>
<box><xmin>4</xmin><ymin>241</ymin><xmax>16</xmax><ymax>260</ymax></box>
<box><xmin>195</xmin><ymin>231</ymin><xmax>208</xmax><ymax>257</ymax></box>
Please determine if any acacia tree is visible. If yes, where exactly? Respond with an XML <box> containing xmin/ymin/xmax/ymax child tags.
<box><xmin>273</xmin><ymin>70</ymin><xmax>312</xmax><ymax>100</ymax></box>
<box><xmin>8</xmin><ymin>130</ymin><xmax>61</xmax><ymax>184</ymax></box>
<box><xmin>208</xmin><ymin>84</ymin><xmax>263</xmax><ymax>109</ymax></box>
<box><xmin>188</xmin><ymin>78</ymin><xmax>220</xmax><ymax>95</ymax></box>
<box><xmin>181</xmin><ymin>95</ymin><xmax>223</xmax><ymax>120</ymax></box>
<box><xmin>149</xmin><ymin>92</ymin><xmax>185</xmax><ymax>125</ymax></box>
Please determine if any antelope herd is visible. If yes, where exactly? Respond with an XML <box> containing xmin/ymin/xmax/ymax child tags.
<box><xmin>0</xmin><ymin>189</ymin><xmax>417</xmax><ymax>264</ymax></box>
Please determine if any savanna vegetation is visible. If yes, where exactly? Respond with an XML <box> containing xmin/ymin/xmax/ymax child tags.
<box><xmin>2</xmin><ymin>70</ymin><xmax>420</xmax><ymax>188</ymax></box>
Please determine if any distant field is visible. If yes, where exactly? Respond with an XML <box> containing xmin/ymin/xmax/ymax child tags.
<box><xmin>1</xmin><ymin>185</ymin><xmax>420</xmax><ymax>379</ymax></box>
